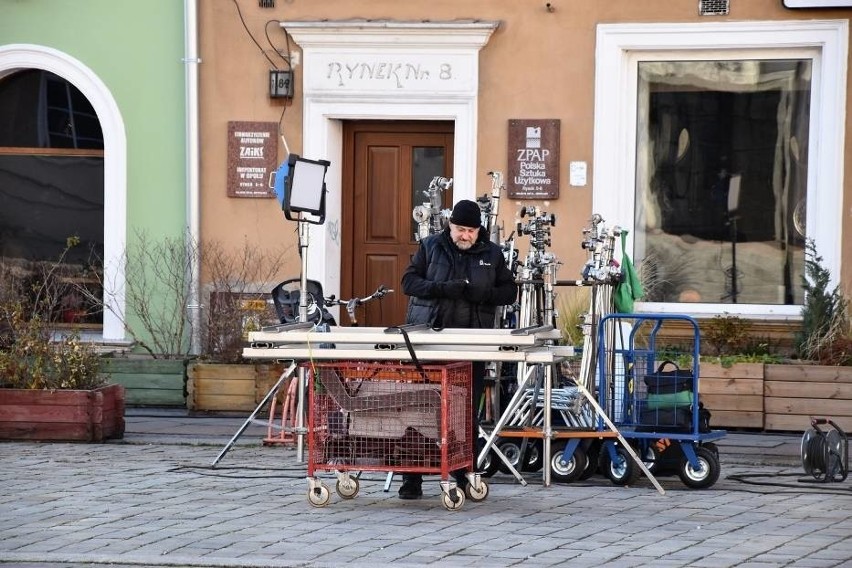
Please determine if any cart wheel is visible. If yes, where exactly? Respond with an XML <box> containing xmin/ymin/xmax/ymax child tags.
<box><xmin>702</xmin><ymin>441</ymin><xmax>720</xmax><ymax>458</ymax></box>
<box><xmin>335</xmin><ymin>477</ymin><xmax>360</xmax><ymax>499</ymax></box>
<box><xmin>600</xmin><ymin>444</ymin><xmax>641</xmax><ymax>486</ymax></box>
<box><xmin>550</xmin><ymin>442</ymin><xmax>587</xmax><ymax>483</ymax></box>
<box><xmin>522</xmin><ymin>440</ymin><xmax>543</xmax><ymax>472</ymax></box>
<box><xmin>307</xmin><ymin>484</ymin><xmax>331</xmax><ymax>508</ymax></box>
<box><xmin>642</xmin><ymin>445</ymin><xmax>660</xmax><ymax>475</ymax></box>
<box><xmin>441</xmin><ymin>487</ymin><xmax>466</xmax><ymax>511</ymax></box>
<box><xmin>579</xmin><ymin>442</ymin><xmax>600</xmax><ymax>480</ymax></box>
<box><xmin>478</xmin><ymin>448</ymin><xmax>501</xmax><ymax>478</ymax></box>
<box><xmin>678</xmin><ymin>446</ymin><xmax>721</xmax><ymax>489</ymax></box>
<box><xmin>496</xmin><ymin>439</ymin><xmax>524</xmax><ymax>474</ymax></box>
<box><xmin>465</xmin><ymin>479</ymin><xmax>489</xmax><ymax>502</ymax></box>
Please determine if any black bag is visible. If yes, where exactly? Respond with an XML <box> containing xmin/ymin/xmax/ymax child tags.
<box><xmin>638</xmin><ymin>403</ymin><xmax>712</xmax><ymax>433</ymax></box>
<box><xmin>638</xmin><ymin>406</ymin><xmax>691</xmax><ymax>432</ymax></box>
<box><xmin>643</xmin><ymin>361</ymin><xmax>693</xmax><ymax>394</ymax></box>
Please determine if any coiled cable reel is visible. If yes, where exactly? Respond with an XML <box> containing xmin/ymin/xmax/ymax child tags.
<box><xmin>801</xmin><ymin>418</ymin><xmax>848</xmax><ymax>483</ymax></box>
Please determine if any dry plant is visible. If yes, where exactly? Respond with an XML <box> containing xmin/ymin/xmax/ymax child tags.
<box><xmin>200</xmin><ymin>239</ymin><xmax>294</xmax><ymax>363</ymax></box>
<box><xmin>80</xmin><ymin>229</ymin><xmax>198</xmax><ymax>359</ymax></box>
<box><xmin>0</xmin><ymin>244</ymin><xmax>103</xmax><ymax>390</ymax></box>
<box><xmin>797</xmin><ymin>240</ymin><xmax>852</xmax><ymax>365</ymax></box>
<box><xmin>703</xmin><ymin>313</ymin><xmax>751</xmax><ymax>356</ymax></box>
<box><xmin>556</xmin><ymin>286</ymin><xmax>591</xmax><ymax>347</ymax></box>
<box><xmin>637</xmin><ymin>248</ymin><xmax>690</xmax><ymax>303</ymax></box>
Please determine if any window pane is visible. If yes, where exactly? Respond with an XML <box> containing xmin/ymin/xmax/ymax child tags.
<box><xmin>635</xmin><ymin>60</ymin><xmax>811</xmax><ymax>306</ymax></box>
<box><xmin>0</xmin><ymin>154</ymin><xmax>104</xmax><ymax>325</ymax></box>
<box><xmin>410</xmin><ymin>146</ymin><xmax>446</xmax><ymax>241</ymax></box>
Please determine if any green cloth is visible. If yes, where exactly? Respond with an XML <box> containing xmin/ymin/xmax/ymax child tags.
<box><xmin>646</xmin><ymin>390</ymin><xmax>694</xmax><ymax>410</ymax></box>
<box><xmin>613</xmin><ymin>231</ymin><xmax>643</xmax><ymax>313</ymax></box>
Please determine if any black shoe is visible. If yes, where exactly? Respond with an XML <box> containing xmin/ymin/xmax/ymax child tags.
<box><xmin>398</xmin><ymin>475</ymin><xmax>423</xmax><ymax>500</ymax></box>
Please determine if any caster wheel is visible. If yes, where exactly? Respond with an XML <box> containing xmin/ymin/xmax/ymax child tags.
<box><xmin>522</xmin><ymin>440</ymin><xmax>543</xmax><ymax>473</ymax></box>
<box><xmin>441</xmin><ymin>487</ymin><xmax>466</xmax><ymax>511</ymax></box>
<box><xmin>465</xmin><ymin>480</ymin><xmax>489</xmax><ymax>502</ymax></box>
<box><xmin>642</xmin><ymin>445</ymin><xmax>661</xmax><ymax>475</ymax></box>
<box><xmin>702</xmin><ymin>442</ymin><xmax>720</xmax><ymax>458</ymax></box>
<box><xmin>478</xmin><ymin>448</ymin><xmax>501</xmax><ymax>478</ymax></box>
<box><xmin>600</xmin><ymin>444</ymin><xmax>641</xmax><ymax>486</ymax></box>
<box><xmin>678</xmin><ymin>446</ymin><xmax>721</xmax><ymax>489</ymax></box>
<box><xmin>496</xmin><ymin>439</ymin><xmax>524</xmax><ymax>474</ymax></box>
<box><xmin>579</xmin><ymin>442</ymin><xmax>600</xmax><ymax>481</ymax></box>
<box><xmin>307</xmin><ymin>484</ymin><xmax>331</xmax><ymax>507</ymax></box>
<box><xmin>550</xmin><ymin>441</ymin><xmax>587</xmax><ymax>483</ymax></box>
<box><xmin>336</xmin><ymin>477</ymin><xmax>359</xmax><ymax>499</ymax></box>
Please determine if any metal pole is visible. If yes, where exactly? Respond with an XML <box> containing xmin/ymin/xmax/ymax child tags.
<box><xmin>212</xmin><ymin>362</ymin><xmax>297</xmax><ymax>466</ymax></box>
<box><xmin>295</xmin><ymin>216</ymin><xmax>310</xmax><ymax>462</ymax></box>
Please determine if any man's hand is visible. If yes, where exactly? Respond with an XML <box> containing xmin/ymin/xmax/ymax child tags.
<box><xmin>434</xmin><ymin>279</ymin><xmax>468</xmax><ymax>299</ymax></box>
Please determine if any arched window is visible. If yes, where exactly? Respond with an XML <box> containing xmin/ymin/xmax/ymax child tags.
<box><xmin>0</xmin><ymin>69</ymin><xmax>104</xmax><ymax>327</ymax></box>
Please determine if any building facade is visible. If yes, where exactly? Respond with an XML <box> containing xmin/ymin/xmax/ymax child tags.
<box><xmin>197</xmin><ymin>0</ymin><xmax>852</xmax><ymax>333</ymax></box>
<box><xmin>3</xmin><ymin>1</ymin><xmax>850</xmax><ymax>347</ymax></box>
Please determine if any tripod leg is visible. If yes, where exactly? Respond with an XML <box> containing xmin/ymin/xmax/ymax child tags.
<box><xmin>212</xmin><ymin>361</ymin><xmax>297</xmax><ymax>467</ymax></box>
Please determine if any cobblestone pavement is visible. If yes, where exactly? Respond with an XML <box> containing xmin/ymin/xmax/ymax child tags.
<box><xmin>0</xmin><ymin>411</ymin><xmax>850</xmax><ymax>568</ymax></box>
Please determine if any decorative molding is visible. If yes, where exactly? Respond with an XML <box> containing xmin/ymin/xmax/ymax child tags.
<box><xmin>283</xmin><ymin>21</ymin><xmax>497</xmax><ymax>297</ymax></box>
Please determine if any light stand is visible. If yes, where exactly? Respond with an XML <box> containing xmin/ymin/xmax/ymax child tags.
<box><xmin>212</xmin><ymin>154</ymin><xmax>330</xmax><ymax>467</ymax></box>
<box><xmin>724</xmin><ymin>174</ymin><xmax>742</xmax><ymax>304</ymax></box>
<box><xmin>283</xmin><ymin>154</ymin><xmax>331</xmax><ymax>462</ymax></box>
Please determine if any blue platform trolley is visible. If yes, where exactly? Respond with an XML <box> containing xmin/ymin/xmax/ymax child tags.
<box><xmin>595</xmin><ymin>313</ymin><xmax>726</xmax><ymax>489</ymax></box>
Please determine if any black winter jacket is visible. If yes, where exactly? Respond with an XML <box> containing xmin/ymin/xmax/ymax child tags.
<box><xmin>402</xmin><ymin>227</ymin><xmax>517</xmax><ymax>329</ymax></box>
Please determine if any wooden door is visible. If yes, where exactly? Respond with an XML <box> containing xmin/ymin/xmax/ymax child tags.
<box><xmin>341</xmin><ymin>121</ymin><xmax>454</xmax><ymax>327</ymax></box>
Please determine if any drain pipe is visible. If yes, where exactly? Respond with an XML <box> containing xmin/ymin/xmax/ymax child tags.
<box><xmin>184</xmin><ymin>0</ymin><xmax>202</xmax><ymax>355</ymax></box>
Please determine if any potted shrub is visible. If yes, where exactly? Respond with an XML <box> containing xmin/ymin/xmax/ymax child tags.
<box><xmin>698</xmin><ymin>314</ymin><xmax>770</xmax><ymax>430</ymax></box>
<box><xmin>764</xmin><ymin>242</ymin><xmax>852</xmax><ymax>432</ymax></box>
<box><xmin>84</xmin><ymin>230</ymin><xmax>199</xmax><ymax>407</ymax></box>
<box><xmin>0</xmin><ymin>260</ymin><xmax>124</xmax><ymax>442</ymax></box>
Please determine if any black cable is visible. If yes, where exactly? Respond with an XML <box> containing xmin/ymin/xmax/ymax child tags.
<box><xmin>170</xmin><ymin>467</ymin><xmax>306</xmax><ymax>480</ymax></box>
<box><xmin>727</xmin><ymin>471</ymin><xmax>851</xmax><ymax>496</ymax></box>
<box><xmin>231</xmin><ymin>0</ymin><xmax>278</xmax><ymax>69</ymax></box>
<box><xmin>265</xmin><ymin>19</ymin><xmax>291</xmax><ymax>69</ymax></box>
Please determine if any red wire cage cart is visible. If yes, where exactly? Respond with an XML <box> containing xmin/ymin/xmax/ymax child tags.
<box><xmin>305</xmin><ymin>360</ymin><xmax>489</xmax><ymax>510</ymax></box>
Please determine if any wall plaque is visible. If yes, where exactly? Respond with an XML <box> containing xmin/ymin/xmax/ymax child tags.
<box><xmin>227</xmin><ymin>121</ymin><xmax>278</xmax><ymax>198</ymax></box>
<box><xmin>507</xmin><ymin>119</ymin><xmax>560</xmax><ymax>200</ymax></box>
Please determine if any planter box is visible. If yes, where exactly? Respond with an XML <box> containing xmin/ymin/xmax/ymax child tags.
<box><xmin>187</xmin><ymin>363</ymin><xmax>286</xmax><ymax>413</ymax></box>
<box><xmin>764</xmin><ymin>364</ymin><xmax>852</xmax><ymax>432</ymax></box>
<box><xmin>102</xmin><ymin>357</ymin><xmax>187</xmax><ymax>407</ymax></box>
<box><xmin>0</xmin><ymin>383</ymin><xmax>125</xmax><ymax>442</ymax></box>
<box><xmin>699</xmin><ymin>362</ymin><xmax>764</xmax><ymax>429</ymax></box>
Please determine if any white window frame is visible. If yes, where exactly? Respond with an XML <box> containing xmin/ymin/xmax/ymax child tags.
<box><xmin>593</xmin><ymin>20</ymin><xmax>848</xmax><ymax>319</ymax></box>
<box><xmin>0</xmin><ymin>44</ymin><xmax>127</xmax><ymax>341</ymax></box>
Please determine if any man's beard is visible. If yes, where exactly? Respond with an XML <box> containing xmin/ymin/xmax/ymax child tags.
<box><xmin>454</xmin><ymin>239</ymin><xmax>473</xmax><ymax>251</ymax></box>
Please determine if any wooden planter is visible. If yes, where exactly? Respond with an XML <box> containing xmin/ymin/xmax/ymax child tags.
<box><xmin>699</xmin><ymin>362</ymin><xmax>765</xmax><ymax>429</ymax></box>
<box><xmin>0</xmin><ymin>383</ymin><xmax>125</xmax><ymax>442</ymax></box>
<box><xmin>101</xmin><ymin>357</ymin><xmax>187</xmax><ymax>407</ymax></box>
<box><xmin>764</xmin><ymin>364</ymin><xmax>852</xmax><ymax>432</ymax></box>
<box><xmin>186</xmin><ymin>362</ymin><xmax>286</xmax><ymax>413</ymax></box>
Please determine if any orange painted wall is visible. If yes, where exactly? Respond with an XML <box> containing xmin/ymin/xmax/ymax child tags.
<box><xmin>197</xmin><ymin>0</ymin><xmax>852</xmax><ymax>292</ymax></box>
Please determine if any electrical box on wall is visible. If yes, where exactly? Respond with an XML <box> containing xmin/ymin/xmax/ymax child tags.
<box><xmin>269</xmin><ymin>70</ymin><xmax>293</xmax><ymax>99</ymax></box>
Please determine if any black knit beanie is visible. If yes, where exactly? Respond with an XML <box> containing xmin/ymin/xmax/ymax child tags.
<box><xmin>449</xmin><ymin>199</ymin><xmax>482</xmax><ymax>228</ymax></box>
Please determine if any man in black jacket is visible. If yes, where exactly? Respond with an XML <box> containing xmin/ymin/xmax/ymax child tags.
<box><xmin>398</xmin><ymin>199</ymin><xmax>518</xmax><ymax>499</ymax></box>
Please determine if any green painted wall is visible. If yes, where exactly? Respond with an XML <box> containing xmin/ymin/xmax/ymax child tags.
<box><xmin>1</xmin><ymin>1</ymin><xmax>189</xmax><ymax>351</ymax></box>
<box><xmin>0</xmin><ymin>0</ymin><xmax>188</xmax><ymax>237</ymax></box>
